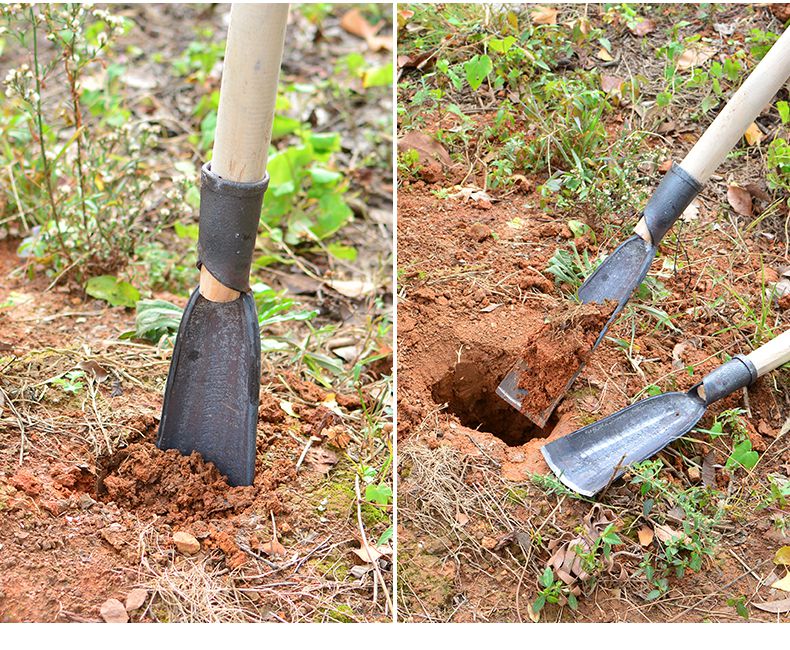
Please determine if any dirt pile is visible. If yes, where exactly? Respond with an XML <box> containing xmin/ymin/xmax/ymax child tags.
<box><xmin>516</xmin><ymin>300</ymin><xmax>616</xmax><ymax>419</ymax></box>
<box><xmin>99</xmin><ymin>442</ymin><xmax>256</xmax><ymax>523</ymax></box>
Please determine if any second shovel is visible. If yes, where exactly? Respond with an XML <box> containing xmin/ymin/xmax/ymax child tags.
<box><xmin>497</xmin><ymin>27</ymin><xmax>790</xmax><ymax>428</ymax></box>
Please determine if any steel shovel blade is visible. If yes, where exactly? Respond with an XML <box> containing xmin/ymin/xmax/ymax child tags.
<box><xmin>157</xmin><ymin>288</ymin><xmax>260</xmax><ymax>487</ymax></box>
<box><xmin>496</xmin><ymin>235</ymin><xmax>658</xmax><ymax>423</ymax></box>
<box><xmin>540</xmin><ymin>391</ymin><xmax>706</xmax><ymax>496</ymax></box>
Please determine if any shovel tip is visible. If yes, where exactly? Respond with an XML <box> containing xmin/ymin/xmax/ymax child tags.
<box><xmin>540</xmin><ymin>444</ymin><xmax>597</xmax><ymax>498</ymax></box>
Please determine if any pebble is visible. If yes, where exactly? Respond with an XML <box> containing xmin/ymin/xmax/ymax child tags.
<box><xmin>125</xmin><ymin>588</ymin><xmax>148</xmax><ymax>612</ymax></box>
<box><xmin>173</xmin><ymin>531</ymin><xmax>200</xmax><ymax>555</ymax></box>
<box><xmin>100</xmin><ymin>598</ymin><xmax>129</xmax><ymax>623</ymax></box>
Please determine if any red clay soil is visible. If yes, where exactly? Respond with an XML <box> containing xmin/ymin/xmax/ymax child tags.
<box><xmin>397</xmin><ymin>127</ymin><xmax>789</xmax><ymax>621</ymax></box>
<box><xmin>0</xmin><ymin>240</ymin><xmax>389</xmax><ymax>622</ymax></box>
<box><xmin>515</xmin><ymin>300</ymin><xmax>616</xmax><ymax>420</ymax></box>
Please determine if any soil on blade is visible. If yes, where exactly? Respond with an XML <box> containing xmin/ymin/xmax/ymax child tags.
<box><xmin>516</xmin><ymin>300</ymin><xmax>616</xmax><ymax>419</ymax></box>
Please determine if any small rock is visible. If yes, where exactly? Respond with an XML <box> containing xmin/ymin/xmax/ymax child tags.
<box><xmin>100</xmin><ymin>598</ymin><xmax>128</xmax><ymax>623</ymax></box>
<box><xmin>78</xmin><ymin>493</ymin><xmax>96</xmax><ymax>509</ymax></box>
<box><xmin>173</xmin><ymin>531</ymin><xmax>200</xmax><ymax>555</ymax></box>
<box><xmin>481</xmin><ymin>536</ymin><xmax>497</xmax><ymax>550</ymax></box>
<box><xmin>688</xmin><ymin>466</ymin><xmax>701</xmax><ymax>482</ymax></box>
<box><xmin>469</xmin><ymin>222</ymin><xmax>491</xmax><ymax>241</ymax></box>
<box><xmin>125</xmin><ymin>588</ymin><xmax>148</xmax><ymax>612</ymax></box>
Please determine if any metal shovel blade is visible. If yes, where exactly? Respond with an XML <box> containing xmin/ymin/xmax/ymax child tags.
<box><xmin>541</xmin><ymin>390</ymin><xmax>706</xmax><ymax>496</ymax></box>
<box><xmin>157</xmin><ymin>288</ymin><xmax>260</xmax><ymax>487</ymax></box>
<box><xmin>496</xmin><ymin>234</ymin><xmax>657</xmax><ymax>424</ymax></box>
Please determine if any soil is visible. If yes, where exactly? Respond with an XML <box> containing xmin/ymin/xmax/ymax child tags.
<box><xmin>515</xmin><ymin>300</ymin><xmax>616</xmax><ymax>422</ymax></box>
<box><xmin>397</xmin><ymin>15</ymin><xmax>790</xmax><ymax>616</ymax></box>
<box><xmin>0</xmin><ymin>4</ymin><xmax>393</xmax><ymax>623</ymax></box>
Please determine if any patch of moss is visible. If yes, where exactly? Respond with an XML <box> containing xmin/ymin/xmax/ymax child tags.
<box><xmin>324</xmin><ymin>603</ymin><xmax>355</xmax><ymax>623</ymax></box>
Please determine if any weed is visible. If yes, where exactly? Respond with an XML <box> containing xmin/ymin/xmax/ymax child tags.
<box><xmin>545</xmin><ymin>243</ymin><xmax>597</xmax><ymax>293</ymax></box>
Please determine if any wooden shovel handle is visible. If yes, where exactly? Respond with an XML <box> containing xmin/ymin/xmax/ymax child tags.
<box><xmin>634</xmin><ymin>28</ymin><xmax>790</xmax><ymax>244</ymax></box>
<box><xmin>680</xmin><ymin>26</ymin><xmax>790</xmax><ymax>184</ymax></box>
<box><xmin>200</xmin><ymin>3</ymin><xmax>289</xmax><ymax>302</ymax></box>
<box><xmin>746</xmin><ymin>329</ymin><xmax>790</xmax><ymax>377</ymax></box>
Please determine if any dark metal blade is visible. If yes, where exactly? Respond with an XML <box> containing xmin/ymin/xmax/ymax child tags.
<box><xmin>541</xmin><ymin>391</ymin><xmax>706</xmax><ymax>496</ymax></box>
<box><xmin>157</xmin><ymin>288</ymin><xmax>260</xmax><ymax>487</ymax></box>
<box><xmin>496</xmin><ymin>234</ymin><xmax>657</xmax><ymax>424</ymax></box>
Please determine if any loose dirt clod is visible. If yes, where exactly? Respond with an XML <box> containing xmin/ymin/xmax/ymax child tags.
<box><xmin>99</xmin><ymin>442</ymin><xmax>255</xmax><ymax>524</ymax></box>
<box><xmin>125</xmin><ymin>589</ymin><xmax>148</xmax><ymax>612</ymax></box>
<box><xmin>516</xmin><ymin>300</ymin><xmax>616</xmax><ymax>417</ymax></box>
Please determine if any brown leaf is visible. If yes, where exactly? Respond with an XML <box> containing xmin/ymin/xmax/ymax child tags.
<box><xmin>339</xmin><ymin>8</ymin><xmax>391</xmax><ymax>52</ymax></box>
<box><xmin>397</xmin><ymin>131</ymin><xmax>452</xmax><ymax>167</ymax></box>
<box><xmin>260</xmin><ymin>538</ymin><xmax>286</xmax><ymax>558</ymax></box>
<box><xmin>455</xmin><ymin>512</ymin><xmax>470</xmax><ymax>526</ymax></box>
<box><xmin>752</xmin><ymin>598</ymin><xmax>790</xmax><ymax>613</ymax></box>
<box><xmin>727</xmin><ymin>185</ymin><xmax>753</xmax><ymax>217</ymax></box>
<box><xmin>397</xmin><ymin>49</ymin><xmax>437</xmax><ymax>73</ymax></box>
<box><xmin>744</xmin><ymin>122</ymin><xmax>764</xmax><ymax>146</ymax></box>
<box><xmin>531</xmin><ymin>6</ymin><xmax>559</xmax><ymax>25</ymax></box>
<box><xmin>654</xmin><ymin>524</ymin><xmax>690</xmax><ymax>544</ymax></box>
<box><xmin>638</xmin><ymin>526</ymin><xmax>654</xmax><ymax>547</ymax></box>
<box><xmin>305</xmin><ymin>447</ymin><xmax>338</xmax><ymax>474</ymax></box>
<box><xmin>630</xmin><ymin>18</ymin><xmax>656</xmax><ymax>36</ymax></box>
<box><xmin>352</xmin><ymin>543</ymin><xmax>392</xmax><ymax>564</ymax></box>
<box><xmin>677</xmin><ymin>46</ymin><xmax>716</xmax><ymax>71</ymax></box>
<box><xmin>596</xmin><ymin>47</ymin><xmax>614</xmax><ymax>62</ymax></box>
<box><xmin>78</xmin><ymin>360</ymin><xmax>109</xmax><ymax>382</ymax></box>
<box><xmin>775</xmin><ymin>546</ymin><xmax>790</xmax><ymax>566</ymax></box>
<box><xmin>601</xmin><ymin>74</ymin><xmax>624</xmax><ymax>94</ymax></box>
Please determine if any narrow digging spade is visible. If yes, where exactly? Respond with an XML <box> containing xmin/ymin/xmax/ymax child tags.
<box><xmin>497</xmin><ymin>27</ymin><xmax>790</xmax><ymax>427</ymax></box>
<box><xmin>541</xmin><ymin>329</ymin><xmax>790</xmax><ymax>497</ymax></box>
<box><xmin>157</xmin><ymin>4</ymin><xmax>289</xmax><ymax>486</ymax></box>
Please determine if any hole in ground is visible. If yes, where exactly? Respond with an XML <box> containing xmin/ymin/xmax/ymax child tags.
<box><xmin>431</xmin><ymin>359</ymin><xmax>556</xmax><ymax>446</ymax></box>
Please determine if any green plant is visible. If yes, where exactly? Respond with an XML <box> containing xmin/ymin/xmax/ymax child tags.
<box><xmin>0</xmin><ymin>4</ymin><xmax>179</xmax><ymax>281</ymax></box>
<box><xmin>533</xmin><ymin>566</ymin><xmax>579</xmax><ymax>614</ymax></box>
<box><xmin>50</xmin><ymin>369</ymin><xmax>86</xmax><ymax>394</ymax></box>
<box><xmin>545</xmin><ymin>244</ymin><xmax>597</xmax><ymax>292</ymax></box>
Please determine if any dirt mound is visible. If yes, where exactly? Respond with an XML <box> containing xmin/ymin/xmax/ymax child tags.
<box><xmin>516</xmin><ymin>300</ymin><xmax>616</xmax><ymax>418</ymax></box>
<box><xmin>100</xmin><ymin>442</ymin><xmax>256</xmax><ymax>523</ymax></box>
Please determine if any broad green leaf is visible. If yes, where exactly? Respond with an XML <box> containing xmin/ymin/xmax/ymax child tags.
<box><xmin>726</xmin><ymin>439</ymin><xmax>759</xmax><ymax>470</ymax></box>
<box><xmin>86</xmin><ymin>275</ymin><xmax>140</xmax><ymax>309</ymax></box>
<box><xmin>135</xmin><ymin>299</ymin><xmax>183</xmax><ymax>342</ymax></box>
<box><xmin>365</xmin><ymin>483</ymin><xmax>392</xmax><ymax>505</ymax></box>
<box><xmin>464</xmin><ymin>54</ymin><xmax>492</xmax><ymax>90</ymax></box>
<box><xmin>490</xmin><ymin>36</ymin><xmax>516</xmax><ymax>54</ymax></box>
<box><xmin>326</xmin><ymin>243</ymin><xmax>358</xmax><ymax>261</ymax></box>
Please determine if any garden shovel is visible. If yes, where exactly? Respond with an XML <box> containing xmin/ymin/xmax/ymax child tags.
<box><xmin>157</xmin><ymin>4</ymin><xmax>289</xmax><ymax>486</ymax></box>
<box><xmin>497</xmin><ymin>27</ymin><xmax>790</xmax><ymax>427</ymax></box>
<box><xmin>542</xmin><ymin>329</ymin><xmax>790</xmax><ymax>496</ymax></box>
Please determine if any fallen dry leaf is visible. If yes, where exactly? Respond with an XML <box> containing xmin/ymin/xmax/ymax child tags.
<box><xmin>531</xmin><ymin>5</ymin><xmax>559</xmax><ymax>25</ymax></box>
<box><xmin>753</xmin><ymin>598</ymin><xmax>790</xmax><ymax>613</ymax></box>
<box><xmin>326</xmin><ymin>279</ymin><xmax>377</xmax><ymax>299</ymax></box>
<box><xmin>78</xmin><ymin>360</ymin><xmax>109</xmax><ymax>382</ymax></box>
<box><xmin>455</xmin><ymin>512</ymin><xmax>470</xmax><ymax>526</ymax></box>
<box><xmin>702</xmin><ymin>450</ymin><xmax>716</xmax><ymax>487</ymax></box>
<box><xmin>601</xmin><ymin>74</ymin><xmax>624</xmax><ymax>94</ymax></box>
<box><xmin>260</xmin><ymin>538</ymin><xmax>286</xmax><ymax>558</ymax></box>
<box><xmin>630</xmin><ymin>17</ymin><xmax>656</xmax><ymax>36</ymax></box>
<box><xmin>654</xmin><ymin>524</ymin><xmax>690</xmax><ymax>545</ymax></box>
<box><xmin>775</xmin><ymin>546</ymin><xmax>790</xmax><ymax>565</ymax></box>
<box><xmin>744</xmin><ymin>122</ymin><xmax>764</xmax><ymax>146</ymax></box>
<box><xmin>727</xmin><ymin>185</ymin><xmax>753</xmax><ymax>217</ymax></box>
<box><xmin>677</xmin><ymin>46</ymin><xmax>716</xmax><ymax>71</ymax></box>
<box><xmin>339</xmin><ymin>8</ymin><xmax>391</xmax><ymax>52</ymax></box>
<box><xmin>596</xmin><ymin>47</ymin><xmax>614</xmax><ymax>62</ymax></box>
<box><xmin>352</xmin><ymin>543</ymin><xmax>392</xmax><ymax>564</ymax></box>
<box><xmin>305</xmin><ymin>447</ymin><xmax>338</xmax><ymax>474</ymax></box>
<box><xmin>638</xmin><ymin>526</ymin><xmax>654</xmax><ymax>547</ymax></box>
<box><xmin>771</xmin><ymin>572</ymin><xmax>790</xmax><ymax>592</ymax></box>
<box><xmin>397</xmin><ymin>131</ymin><xmax>451</xmax><ymax>167</ymax></box>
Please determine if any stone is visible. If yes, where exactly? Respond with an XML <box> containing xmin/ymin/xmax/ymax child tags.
<box><xmin>125</xmin><ymin>588</ymin><xmax>148</xmax><ymax>612</ymax></box>
<box><xmin>100</xmin><ymin>598</ymin><xmax>129</xmax><ymax>623</ymax></box>
<box><xmin>173</xmin><ymin>531</ymin><xmax>200</xmax><ymax>555</ymax></box>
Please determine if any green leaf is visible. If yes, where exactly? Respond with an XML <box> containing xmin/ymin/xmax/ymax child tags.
<box><xmin>309</xmin><ymin>166</ymin><xmax>342</xmax><ymax>185</ymax></box>
<box><xmin>540</xmin><ymin>566</ymin><xmax>554</xmax><ymax>588</ymax></box>
<box><xmin>174</xmin><ymin>221</ymin><xmax>199</xmax><ymax>241</ymax></box>
<box><xmin>489</xmin><ymin>36</ymin><xmax>516</xmax><ymax>54</ymax></box>
<box><xmin>777</xmin><ymin>101</ymin><xmax>790</xmax><ymax>125</ymax></box>
<box><xmin>532</xmin><ymin>594</ymin><xmax>546</xmax><ymax>613</ymax></box>
<box><xmin>377</xmin><ymin>526</ymin><xmax>393</xmax><ymax>546</ymax></box>
<box><xmin>325</xmin><ymin>243</ymin><xmax>358</xmax><ymax>261</ymax></box>
<box><xmin>726</xmin><ymin>439</ymin><xmax>759</xmax><ymax>470</ymax></box>
<box><xmin>86</xmin><ymin>276</ymin><xmax>140</xmax><ymax>309</ymax></box>
<box><xmin>464</xmin><ymin>54</ymin><xmax>493</xmax><ymax>91</ymax></box>
<box><xmin>365</xmin><ymin>483</ymin><xmax>393</xmax><ymax>505</ymax></box>
<box><xmin>135</xmin><ymin>299</ymin><xmax>183</xmax><ymax>342</ymax></box>
<box><xmin>362</xmin><ymin>62</ymin><xmax>393</xmax><ymax>88</ymax></box>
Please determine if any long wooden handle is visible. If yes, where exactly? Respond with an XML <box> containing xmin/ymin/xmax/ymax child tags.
<box><xmin>680</xmin><ymin>27</ymin><xmax>790</xmax><ymax>184</ymax></box>
<box><xmin>746</xmin><ymin>329</ymin><xmax>790</xmax><ymax>377</ymax></box>
<box><xmin>201</xmin><ymin>3</ymin><xmax>289</xmax><ymax>302</ymax></box>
